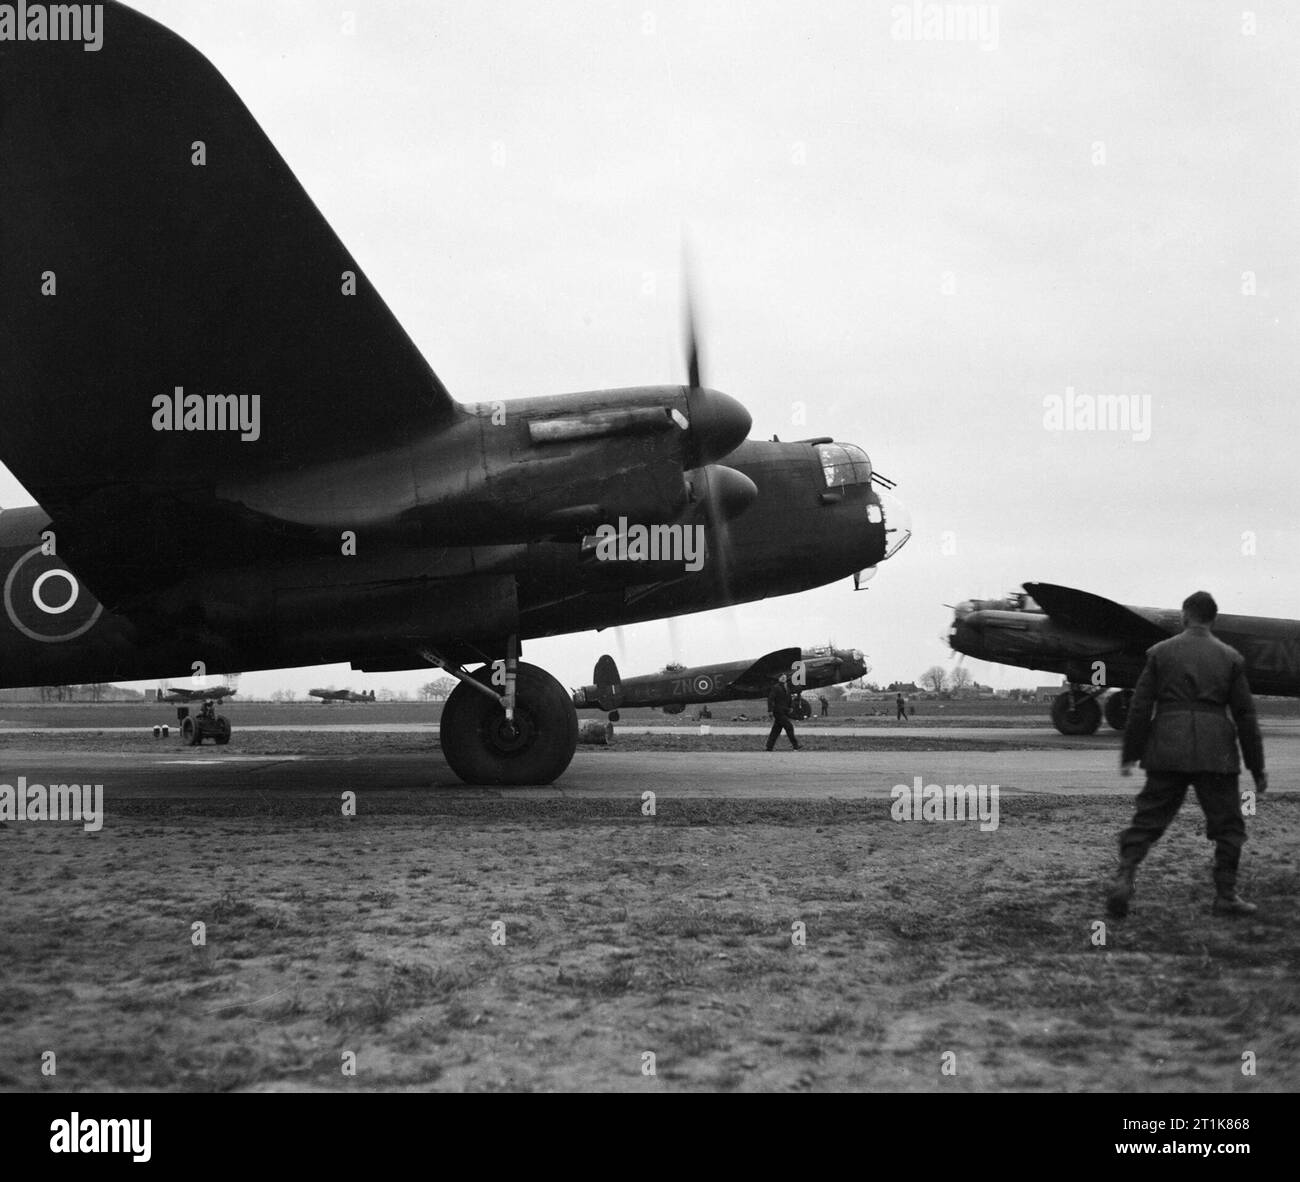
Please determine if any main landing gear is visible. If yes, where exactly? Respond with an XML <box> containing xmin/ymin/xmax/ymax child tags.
<box><xmin>1103</xmin><ymin>689</ymin><xmax>1133</xmax><ymax>731</ymax></box>
<box><xmin>1050</xmin><ymin>686</ymin><xmax>1103</xmax><ymax>735</ymax></box>
<box><xmin>1049</xmin><ymin>687</ymin><xmax>1133</xmax><ymax>735</ymax></box>
<box><xmin>421</xmin><ymin>639</ymin><xmax>578</xmax><ymax>785</ymax></box>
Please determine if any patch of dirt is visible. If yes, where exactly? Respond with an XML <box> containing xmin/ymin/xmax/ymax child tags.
<box><xmin>0</xmin><ymin>794</ymin><xmax>1295</xmax><ymax>1092</ymax></box>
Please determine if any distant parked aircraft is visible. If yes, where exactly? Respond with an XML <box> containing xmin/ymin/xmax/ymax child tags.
<box><xmin>574</xmin><ymin>645</ymin><xmax>866</xmax><ymax>720</ymax></box>
<box><xmin>948</xmin><ymin>581</ymin><xmax>1300</xmax><ymax>734</ymax></box>
<box><xmin>158</xmin><ymin>685</ymin><xmax>236</xmax><ymax>703</ymax></box>
<box><xmin>308</xmin><ymin>688</ymin><xmax>377</xmax><ymax>703</ymax></box>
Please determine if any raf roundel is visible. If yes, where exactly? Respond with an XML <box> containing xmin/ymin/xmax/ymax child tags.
<box><xmin>4</xmin><ymin>547</ymin><xmax>103</xmax><ymax>643</ymax></box>
<box><xmin>694</xmin><ymin>675</ymin><xmax>714</xmax><ymax>695</ymax></box>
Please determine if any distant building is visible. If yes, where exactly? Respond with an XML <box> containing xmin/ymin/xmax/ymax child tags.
<box><xmin>1035</xmin><ymin>684</ymin><xmax>1067</xmax><ymax>702</ymax></box>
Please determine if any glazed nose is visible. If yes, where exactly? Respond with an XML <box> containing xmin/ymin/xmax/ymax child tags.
<box><xmin>875</xmin><ymin>489</ymin><xmax>911</xmax><ymax>561</ymax></box>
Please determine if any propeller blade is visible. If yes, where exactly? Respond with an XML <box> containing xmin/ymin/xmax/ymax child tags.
<box><xmin>686</xmin><ymin>318</ymin><xmax>702</xmax><ymax>390</ymax></box>
<box><xmin>682</xmin><ymin>241</ymin><xmax>703</xmax><ymax>390</ymax></box>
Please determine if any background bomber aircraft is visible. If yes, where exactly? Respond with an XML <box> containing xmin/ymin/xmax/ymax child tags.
<box><xmin>157</xmin><ymin>684</ymin><xmax>237</xmax><ymax>704</ymax></box>
<box><xmin>574</xmin><ymin>645</ymin><xmax>867</xmax><ymax>719</ymax></box>
<box><xmin>948</xmin><ymin>581</ymin><xmax>1300</xmax><ymax>735</ymax></box>
<box><xmin>309</xmin><ymin>688</ymin><xmax>378</xmax><ymax>703</ymax></box>
<box><xmin>0</xmin><ymin>2</ymin><xmax>910</xmax><ymax>784</ymax></box>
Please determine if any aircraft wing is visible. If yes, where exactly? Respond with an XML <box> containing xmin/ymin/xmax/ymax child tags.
<box><xmin>728</xmin><ymin>647</ymin><xmax>803</xmax><ymax>694</ymax></box>
<box><xmin>1023</xmin><ymin>583</ymin><xmax>1171</xmax><ymax>647</ymax></box>
<box><xmin>0</xmin><ymin>3</ymin><xmax>458</xmax><ymax>608</ymax></box>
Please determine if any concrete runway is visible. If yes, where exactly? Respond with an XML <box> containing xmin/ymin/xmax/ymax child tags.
<box><xmin>1</xmin><ymin>722</ymin><xmax>1295</xmax><ymax>799</ymax></box>
<box><xmin>0</xmin><ymin>723</ymin><xmax>1124</xmax><ymax>739</ymax></box>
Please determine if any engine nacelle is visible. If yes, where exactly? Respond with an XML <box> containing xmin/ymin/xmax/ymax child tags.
<box><xmin>223</xmin><ymin>386</ymin><xmax>753</xmax><ymax>546</ymax></box>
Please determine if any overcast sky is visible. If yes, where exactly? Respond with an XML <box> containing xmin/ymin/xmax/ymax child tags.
<box><xmin>3</xmin><ymin>1</ymin><xmax>1297</xmax><ymax>696</ymax></box>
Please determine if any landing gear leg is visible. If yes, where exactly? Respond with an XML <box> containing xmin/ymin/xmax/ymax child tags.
<box><xmin>1050</xmin><ymin>686</ymin><xmax>1104</xmax><ymax>736</ymax></box>
<box><xmin>420</xmin><ymin>642</ymin><xmax>578</xmax><ymax>786</ymax></box>
<box><xmin>503</xmin><ymin>634</ymin><xmax>519</xmax><ymax>725</ymax></box>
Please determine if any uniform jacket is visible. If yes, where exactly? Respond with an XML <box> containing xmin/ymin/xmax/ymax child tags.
<box><xmin>1121</xmin><ymin>625</ymin><xmax>1264</xmax><ymax>774</ymax></box>
<box><xmin>768</xmin><ymin>681</ymin><xmax>792</xmax><ymax>718</ymax></box>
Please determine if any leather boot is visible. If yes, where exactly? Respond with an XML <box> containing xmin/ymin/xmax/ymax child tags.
<box><xmin>1106</xmin><ymin>853</ymin><xmax>1141</xmax><ymax>918</ymax></box>
<box><xmin>1212</xmin><ymin>859</ymin><xmax>1257</xmax><ymax>916</ymax></box>
<box><xmin>1212</xmin><ymin>893</ymin><xmax>1257</xmax><ymax>916</ymax></box>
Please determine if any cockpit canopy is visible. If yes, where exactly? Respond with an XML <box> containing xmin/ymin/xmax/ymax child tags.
<box><xmin>815</xmin><ymin>442</ymin><xmax>872</xmax><ymax>488</ymax></box>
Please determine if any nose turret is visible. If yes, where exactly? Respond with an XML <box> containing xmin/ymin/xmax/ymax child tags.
<box><xmin>875</xmin><ymin>489</ymin><xmax>912</xmax><ymax>561</ymax></box>
<box><xmin>947</xmin><ymin>603</ymin><xmax>987</xmax><ymax>655</ymax></box>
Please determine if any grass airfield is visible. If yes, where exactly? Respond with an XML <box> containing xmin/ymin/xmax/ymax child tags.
<box><xmin>0</xmin><ymin>699</ymin><xmax>1296</xmax><ymax>1092</ymax></box>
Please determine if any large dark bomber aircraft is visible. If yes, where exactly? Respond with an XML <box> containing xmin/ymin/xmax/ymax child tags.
<box><xmin>948</xmin><ymin>582</ymin><xmax>1300</xmax><ymax>735</ymax></box>
<box><xmin>574</xmin><ymin>646</ymin><xmax>867</xmax><ymax>718</ymax></box>
<box><xmin>309</xmin><ymin>689</ymin><xmax>378</xmax><ymax>704</ymax></box>
<box><xmin>0</xmin><ymin>3</ymin><xmax>909</xmax><ymax>783</ymax></box>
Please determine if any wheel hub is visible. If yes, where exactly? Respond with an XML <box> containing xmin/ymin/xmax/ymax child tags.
<box><xmin>483</xmin><ymin>709</ymin><xmax>537</xmax><ymax>755</ymax></box>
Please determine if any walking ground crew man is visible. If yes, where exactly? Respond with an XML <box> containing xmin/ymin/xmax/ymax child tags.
<box><xmin>896</xmin><ymin>692</ymin><xmax>907</xmax><ymax>721</ymax></box>
<box><xmin>1109</xmin><ymin>590</ymin><xmax>1267</xmax><ymax>918</ymax></box>
<box><xmin>766</xmin><ymin>673</ymin><xmax>801</xmax><ymax>751</ymax></box>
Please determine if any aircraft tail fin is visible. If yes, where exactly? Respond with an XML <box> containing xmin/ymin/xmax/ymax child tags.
<box><xmin>593</xmin><ymin>655</ymin><xmax>622</xmax><ymax>711</ymax></box>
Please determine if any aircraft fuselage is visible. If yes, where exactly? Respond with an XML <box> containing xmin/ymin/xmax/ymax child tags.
<box><xmin>0</xmin><ymin>438</ymin><xmax>894</xmax><ymax>689</ymax></box>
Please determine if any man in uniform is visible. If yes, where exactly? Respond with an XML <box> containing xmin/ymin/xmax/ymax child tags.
<box><xmin>765</xmin><ymin>673</ymin><xmax>801</xmax><ymax>751</ymax></box>
<box><xmin>1109</xmin><ymin>591</ymin><xmax>1267</xmax><ymax>918</ymax></box>
<box><xmin>896</xmin><ymin>692</ymin><xmax>907</xmax><ymax>721</ymax></box>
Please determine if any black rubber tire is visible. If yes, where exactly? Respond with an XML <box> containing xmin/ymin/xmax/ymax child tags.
<box><xmin>1104</xmin><ymin>692</ymin><xmax>1130</xmax><ymax>732</ymax></box>
<box><xmin>181</xmin><ymin>716</ymin><xmax>199</xmax><ymax>746</ymax></box>
<box><xmin>214</xmin><ymin>716</ymin><xmax>232</xmax><ymax>745</ymax></box>
<box><xmin>440</xmin><ymin>662</ymin><xmax>578</xmax><ymax>785</ymax></box>
<box><xmin>1051</xmin><ymin>691</ymin><xmax>1102</xmax><ymax>736</ymax></box>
